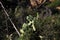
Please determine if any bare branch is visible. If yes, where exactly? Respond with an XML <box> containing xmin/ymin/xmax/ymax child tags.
<box><xmin>0</xmin><ymin>2</ymin><xmax>20</xmax><ymax>36</ymax></box>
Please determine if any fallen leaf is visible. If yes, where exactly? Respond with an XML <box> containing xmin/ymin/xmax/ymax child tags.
<box><xmin>36</xmin><ymin>0</ymin><xmax>43</xmax><ymax>4</ymax></box>
<box><xmin>56</xmin><ymin>6</ymin><xmax>60</xmax><ymax>10</ymax></box>
<box><xmin>30</xmin><ymin>0</ymin><xmax>37</xmax><ymax>7</ymax></box>
<box><xmin>49</xmin><ymin>0</ymin><xmax>55</xmax><ymax>2</ymax></box>
<box><xmin>30</xmin><ymin>0</ymin><xmax>46</xmax><ymax>7</ymax></box>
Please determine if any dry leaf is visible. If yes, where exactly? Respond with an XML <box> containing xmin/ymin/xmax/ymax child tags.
<box><xmin>36</xmin><ymin>0</ymin><xmax>43</xmax><ymax>4</ymax></box>
<box><xmin>30</xmin><ymin>0</ymin><xmax>37</xmax><ymax>7</ymax></box>
<box><xmin>56</xmin><ymin>6</ymin><xmax>60</xmax><ymax>10</ymax></box>
<box><xmin>49</xmin><ymin>0</ymin><xmax>55</xmax><ymax>2</ymax></box>
<box><xmin>30</xmin><ymin>0</ymin><xmax>46</xmax><ymax>7</ymax></box>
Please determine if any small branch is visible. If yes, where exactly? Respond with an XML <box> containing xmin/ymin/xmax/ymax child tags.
<box><xmin>0</xmin><ymin>2</ymin><xmax>20</xmax><ymax>36</ymax></box>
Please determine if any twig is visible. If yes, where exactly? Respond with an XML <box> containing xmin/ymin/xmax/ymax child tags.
<box><xmin>0</xmin><ymin>2</ymin><xmax>20</xmax><ymax>36</ymax></box>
